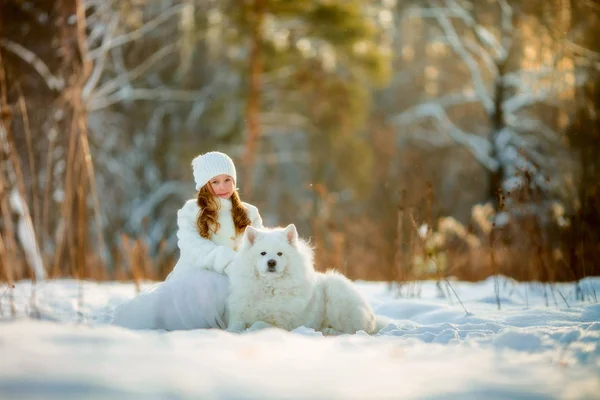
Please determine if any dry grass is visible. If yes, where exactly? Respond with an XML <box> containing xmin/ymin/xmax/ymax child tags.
<box><xmin>315</xmin><ymin>174</ymin><xmax>599</xmax><ymax>285</ymax></box>
<box><xmin>0</xmin><ymin>181</ymin><xmax>597</xmax><ymax>298</ymax></box>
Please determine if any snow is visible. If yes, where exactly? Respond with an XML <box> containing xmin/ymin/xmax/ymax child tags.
<box><xmin>1</xmin><ymin>277</ymin><xmax>599</xmax><ymax>399</ymax></box>
<box><xmin>9</xmin><ymin>190</ymin><xmax>47</xmax><ymax>281</ymax></box>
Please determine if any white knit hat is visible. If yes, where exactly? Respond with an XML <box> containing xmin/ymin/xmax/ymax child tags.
<box><xmin>191</xmin><ymin>151</ymin><xmax>237</xmax><ymax>191</ymax></box>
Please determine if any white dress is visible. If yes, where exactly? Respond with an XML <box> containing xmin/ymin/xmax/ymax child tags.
<box><xmin>112</xmin><ymin>197</ymin><xmax>263</xmax><ymax>330</ymax></box>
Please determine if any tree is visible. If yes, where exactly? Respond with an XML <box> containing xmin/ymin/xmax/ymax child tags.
<box><xmin>390</xmin><ymin>0</ymin><xmax>575</xmax><ymax>206</ymax></box>
<box><xmin>1</xmin><ymin>0</ymin><xmax>393</xmax><ymax>279</ymax></box>
<box><xmin>214</xmin><ymin>0</ymin><xmax>392</xmax><ymax>194</ymax></box>
<box><xmin>0</xmin><ymin>0</ymin><xmax>100</xmax><ymax>279</ymax></box>
<box><xmin>565</xmin><ymin>0</ymin><xmax>600</xmax><ymax>278</ymax></box>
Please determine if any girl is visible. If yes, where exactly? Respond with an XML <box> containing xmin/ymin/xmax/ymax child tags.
<box><xmin>112</xmin><ymin>151</ymin><xmax>264</xmax><ymax>330</ymax></box>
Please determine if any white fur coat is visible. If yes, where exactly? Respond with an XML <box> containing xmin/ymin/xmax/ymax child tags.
<box><xmin>170</xmin><ymin>197</ymin><xmax>263</xmax><ymax>276</ymax></box>
<box><xmin>112</xmin><ymin>197</ymin><xmax>263</xmax><ymax>330</ymax></box>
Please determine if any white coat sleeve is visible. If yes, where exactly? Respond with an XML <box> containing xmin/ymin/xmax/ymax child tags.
<box><xmin>176</xmin><ymin>200</ymin><xmax>237</xmax><ymax>274</ymax></box>
<box><xmin>244</xmin><ymin>202</ymin><xmax>264</xmax><ymax>229</ymax></box>
<box><xmin>251</xmin><ymin>209</ymin><xmax>264</xmax><ymax>229</ymax></box>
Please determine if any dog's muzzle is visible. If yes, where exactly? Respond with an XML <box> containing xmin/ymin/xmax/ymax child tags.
<box><xmin>267</xmin><ymin>259</ymin><xmax>277</xmax><ymax>272</ymax></box>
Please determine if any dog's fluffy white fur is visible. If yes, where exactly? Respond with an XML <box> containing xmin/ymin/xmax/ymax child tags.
<box><xmin>226</xmin><ymin>224</ymin><xmax>376</xmax><ymax>334</ymax></box>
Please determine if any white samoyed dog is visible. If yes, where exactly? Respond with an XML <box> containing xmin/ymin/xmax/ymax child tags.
<box><xmin>226</xmin><ymin>224</ymin><xmax>376</xmax><ymax>334</ymax></box>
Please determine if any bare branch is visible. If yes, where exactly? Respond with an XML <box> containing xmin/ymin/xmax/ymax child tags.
<box><xmin>109</xmin><ymin>39</ymin><xmax>130</xmax><ymax>93</ymax></box>
<box><xmin>82</xmin><ymin>16</ymin><xmax>119</xmax><ymax>100</ymax></box>
<box><xmin>86</xmin><ymin>18</ymin><xmax>107</xmax><ymax>44</ymax></box>
<box><xmin>0</xmin><ymin>39</ymin><xmax>64</xmax><ymax>91</ymax></box>
<box><xmin>397</xmin><ymin>127</ymin><xmax>456</xmax><ymax>147</ymax></box>
<box><xmin>391</xmin><ymin>91</ymin><xmax>481</xmax><ymax>124</ymax></box>
<box><xmin>429</xmin><ymin>1</ymin><xmax>494</xmax><ymax>113</ymax></box>
<box><xmin>503</xmin><ymin>83</ymin><xmax>567</xmax><ymax>114</ymax></box>
<box><xmin>433</xmin><ymin>36</ymin><xmax>498</xmax><ymax>75</ymax></box>
<box><xmin>91</xmin><ymin>42</ymin><xmax>179</xmax><ymax>100</ymax></box>
<box><xmin>566</xmin><ymin>39</ymin><xmax>600</xmax><ymax>60</ymax></box>
<box><xmin>405</xmin><ymin>1</ymin><xmax>511</xmax><ymax>62</ymax></box>
<box><xmin>127</xmin><ymin>181</ymin><xmax>188</xmax><ymax>233</ymax></box>
<box><xmin>499</xmin><ymin>127</ymin><xmax>548</xmax><ymax>170</ymax></box>
<box><xmin>429</xmin><ymin>109</ymin><xmax>497</xmax><ymax>171</ymax></box>
<box><xmin>497</xmin><ymin>0</ymin><xmax>514</xmax><ymax>61</ymax></box>
<box><xmin>505</xmin><ymin>114</ymin><xmax>560</xmax><ymax>144</ymax></box>
<box><xmin>184</xmin><ymin>80</ymin><xmax>230</xmax><ymax>131</ymax></box>
<box><xmin>87</xmin><ymin>4</ymin><xmax>185</xmax><ymax>59</ymax></box>
<box><xmin>390</xmin><ymin>95</ymin><xmax>498</xmax><ymax>171</ymax></box>
<box><xmin>447</xmin><ymin>0</ymin><xmax>504</xmax><ymax>56</ymax></box>
<box><xmin>87</xmin><ymin>88</ymin><xmax>211</xmax><ymax>112</ymax></box>
<box><xmin>503</xmin><ymin>67</ymin><xmax>555</xmax><ymax>91</ymax></box>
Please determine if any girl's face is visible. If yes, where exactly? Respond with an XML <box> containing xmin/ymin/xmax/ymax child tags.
<box><xmin>209</xmin><ymin>174</ymin><xmax>235</xmax><ymax>199</ymax></box>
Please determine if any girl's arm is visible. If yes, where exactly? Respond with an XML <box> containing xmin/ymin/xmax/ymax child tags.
<box><xmin>244</xmin><ymin>202</ymin><xmax>264</xmax><ymax>229</ymax></box>
<box><xmin>176</xmin><ymin>199</ymin><xmax>236</xmax><ymax>274</ymax></box>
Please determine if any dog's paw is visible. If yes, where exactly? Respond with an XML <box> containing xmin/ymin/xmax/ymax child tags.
<box><xmin>321</xmin><ymin>327</ymin><xmax>340</xmax><ymax>336</ymax></box>
<box><xmin>248</xmin><ymin>321</ymin><xmax>275</xmax><ymax>332</ymax></box>
<box><xmin>227</xmin><ymin>321</ymin><xmax>246</xmax><ymax>333</ymax></box>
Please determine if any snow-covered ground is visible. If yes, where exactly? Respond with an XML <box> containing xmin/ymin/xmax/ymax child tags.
<box><xmin>1</xmin><ymin>277</ymin><xmax>599</xmax><ymax>399</ymax></box>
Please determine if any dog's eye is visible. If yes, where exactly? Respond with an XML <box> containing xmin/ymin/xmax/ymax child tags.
<box><xmin>277</xmin><ymin>252</ymin><xmax>282</xmax><ymax>256</ymax></box>
<box><xmin>260</xmin><ymin>251</ymin><xmax>266</xmax><ymax>256</ymax></box>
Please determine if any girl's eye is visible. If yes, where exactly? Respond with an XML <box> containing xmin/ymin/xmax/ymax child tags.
<box><xmin>260</xmin><ymin>252</ymin><xmax>266</xmax><ymax>256</ymax></box>
<box><xmin>277</xmin><ymin>252</ymin><xmax>282</xmax><ymax>256</ymax></box>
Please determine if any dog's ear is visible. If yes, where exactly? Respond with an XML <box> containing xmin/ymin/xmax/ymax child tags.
<box><xmin>283</xmin><ymin>224</ymin><xmax>298</xmax><ymax>245</ymax></box>
<box><xmin>244</xmin><ymin>225</ymin><xmax>260</xmax><ymax>246</ymax></box>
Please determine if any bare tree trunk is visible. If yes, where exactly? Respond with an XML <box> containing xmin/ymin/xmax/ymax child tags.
<box><xmin>241</xmin><ymin>0</ymin><xmax>266</xmax><ymax>196</ymax></box>
<box><xmin>488</xmin><ymin>63</ymin><xmax>506</xmax><ymax>204</ymax></box>
<box><xmin>568</xmin><ymin>72</ymin><xmax>600</xmax><ymax>279</ymax></box>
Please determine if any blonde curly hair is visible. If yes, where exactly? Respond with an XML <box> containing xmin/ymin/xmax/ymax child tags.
<box><xmin>195</xmin><ymin>184</ymin><xmax>251</xmax><ymax>239</ymax></box>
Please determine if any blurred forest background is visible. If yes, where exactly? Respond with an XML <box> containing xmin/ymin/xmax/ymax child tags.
<box><xmin>0</xmin><ymin>0</ymin><xmax>598</xmax><ymax>287</ymax></box>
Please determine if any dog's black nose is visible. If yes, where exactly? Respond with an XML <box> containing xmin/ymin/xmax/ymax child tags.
<box><xmin>267</xmin><ymin>259</ymin><xmax>277</xmax><ymax>272</ymax></box>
